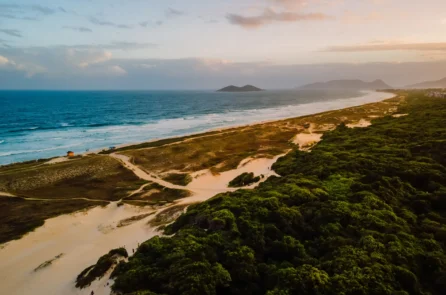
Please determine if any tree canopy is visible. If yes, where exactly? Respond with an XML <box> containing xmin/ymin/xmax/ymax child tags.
<box><xmin>111</xmin><ymin>93</ymin><xmax>446</xmax><ymax>295</ymax></box>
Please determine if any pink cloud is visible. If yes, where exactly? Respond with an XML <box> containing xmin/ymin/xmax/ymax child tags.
<box><xmin>227</xmin><ymin>8</ymin><xmax>332</xmax><ymax>28</ymax></box>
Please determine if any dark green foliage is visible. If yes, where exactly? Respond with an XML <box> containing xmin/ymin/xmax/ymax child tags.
<box><xmin>229</xmin><ymin>172</ymin><xmax>261</xmax><ymax>187</ymax></box>
<box><xmin>76</xmin><ymin>247</ymin><xmax>128</xmax><ymax>289</ymax></box>
<box><xmin>162</xmin><ymin>173</ymin><xmax>193</xmax><ymax>186</ymax></box>
<box><xmin>111</xmin><ymin>95</ymin><xmax>446</xmax><ymax>295</ymax></box>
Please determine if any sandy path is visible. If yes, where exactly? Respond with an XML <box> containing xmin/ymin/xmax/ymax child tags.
<box><xmin>110</xmin><ymin>153</ymin><xmax>186</xmax><ymax>190</ymax></box>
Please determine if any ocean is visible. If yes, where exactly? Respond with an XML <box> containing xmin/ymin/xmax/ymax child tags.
<box><xmin>0</xmin><ymin>89</ymin><xmax>393</xmax><ymax>165</ymax></box>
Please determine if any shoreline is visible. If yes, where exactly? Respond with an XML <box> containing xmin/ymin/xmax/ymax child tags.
<box><xmin>0</xmin><ymin>90</ymin><xmax>407</xmax><ymax>295</ymax></box>
<box><xmin>0</xmin><ymin>90</ymin><xmax>396</xmax><ymax>166</ymax></box>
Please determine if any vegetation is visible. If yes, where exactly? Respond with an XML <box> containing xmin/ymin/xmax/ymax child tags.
<box><xmin>228</xmin><ymin>172</ymin><xmax>261</xmax><ymax>187</ymax></box>
<box><xmin>34</xmin><ymin>253</ymin><xmax>64</xmax><ymax>272</ymax></box>
<box><xmin>111</xmin><ymin>94</ymin><xmax>446</xmax><ymax>295</ymax></box>
<box><xmin>76</xmin><ymin>247</ymin><xmax>128</xmax><ymax>289</ymax></box>
<box><xmin>117</xmin><ymin>212</ymin><xmax>155</xmax><ymax>228</ymax></box>
<box><xmin>147</xmin><ymin>204</ymin><xmax>190</xmax><ymax>228</ymax></box>
<box><xmin>162</xmin><ymin>173</ymin><xmax>193</xmax><ymax>186</ymax></box>
<box><xmin>0</xmin><ymin>197</ymin><xmax>100</xmax><ymax>244</ymax></box>
<box><xmin>125</xmin><ymin>182</ymin><xmax>191</xmax><ymax>205</ymax></box>
<box><xmin>121</xmin><ymin>96</ymin><xmax>403</xmax><ymax>175</ymax></box>
<box><xmin>0</xmin><ymin>95</ymin><xmax>403</xmax><ymax>245</ymax></box>
<box><xmin>0</xmin><ymin>155</ymin><xmax>144</xmax><ymax>201</ymax></box>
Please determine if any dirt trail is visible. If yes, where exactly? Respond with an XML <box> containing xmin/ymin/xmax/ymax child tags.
<box><xmin>110</xmin><ymin>153</ymin><xmax>186</xmax><ymax>190</ymax></box>
<box><xmin>0</xmin><ymin>194</ymin><xmax>108</xmax><ymax>203</ymax></box>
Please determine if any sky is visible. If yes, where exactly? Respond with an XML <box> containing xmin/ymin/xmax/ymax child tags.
<box><xmin>1</xmin><ymin>0</ymin><xmax>446</xmax><ymax>89</ymax></box>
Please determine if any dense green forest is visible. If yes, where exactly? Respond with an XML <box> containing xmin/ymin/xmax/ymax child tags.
<box><xmin>111</xmin><ymin>93</ymin><xmax>446</xmax><ymax>295</ymax></box>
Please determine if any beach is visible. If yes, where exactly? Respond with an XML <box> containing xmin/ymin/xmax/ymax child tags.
<box><xmin>0</xmin><ymin>90</ymin><xmax>404</xmax><ymax>295</ymax></box>
<box><xmin>1</xmin><ymin>90</ymin><xmax>392</xmax><ymax>165</ymax></box>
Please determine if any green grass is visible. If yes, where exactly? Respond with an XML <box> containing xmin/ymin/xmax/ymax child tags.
<box><xmin>0</xmin><ymin>155</ymin><xmax>144</xmax><ymax>201</ymax></box>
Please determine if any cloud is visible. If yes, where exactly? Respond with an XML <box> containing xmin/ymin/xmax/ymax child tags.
<box><xmin>0</xmin><ymin>53</ymin><xmax>46</xmax><ymax>77</ymax></box>
<box><xmin>0</xmin><ymin>13</ymin><xmax>38</xmax><ymax>21</ymax></box>
<box><xmin>0</xmin><ymin>29</ymin><xmax>22</xmax><ymax>38</ymax></box>
<box><xmin>0</xmin><ymin>41</ymin><xmax>156</xmax><ymax>79</ymax></box>
<box><xmin>63</xmin><ymin>26</ymin><xmax>93</xmax><ymax>33</ymax></box>
<box><xmin>324</xmin><ymin>42</ymin><xmax>446</xmax><ymax>52</ymax></box>
<box><xmin>270</xmin><ymin>0</ymin><xmax>307</xmax><ymax>9</ymax></box>
<box><xmin>227</xmin><ymin>8</ymin><xmax>332</xmax><ymax>28</ymax></box>
<box><xmin>108</xmin><ymin>65</ymin><xmax>127</xmax><ymax>76</ymax></box>
<box><xmin>71</xmin><ymin>49</ymin><xmax>113</xmax><ymax>68</ymax></box>
<box><xmin>3</xmin><ymin>51</ymin><xmax>446</xmax><ymax>89</ymax></box>
<box><xmin>30</xmin><ymin>5</ymin><xmax>56</xmax><ymax>15</ymax></box>
<box><xmin>101</xmin><ymin>41</ymin><xmax>157</xmax><ymax>50</ymax></box>
<box><xmin>41</xmin><ymin>42</ymin><xmax>156</xmax><ymax>51</ymax></box>
<box><xmin>0</xmin><ymin>3</ymin><xmax>59</xmax><ymax>15</ymax></box>
<box><xmin>139</xmin><ymin>20</ymin><xmax>163</xmax><ymax>28</ymax></box>
<box><xmin>165</xmin><ymin>8</ymin><xmax>184</xmax><ymax>18</ymax></box>
<box><xmin>89</xmin><ymin>17</ymin><xmax>133</xmax><ymax>29</ymax></box>
<box><xmin>0</xmin><ymin>55</ymin><xmax>9</xmax><ymax>65</ymax></box>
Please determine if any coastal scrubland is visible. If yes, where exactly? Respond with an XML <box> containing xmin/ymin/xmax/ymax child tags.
<box><xmin>121</xmin><ymin>94</ymin><xmax>404</xmax><ymax>175</ymax></box>
<box><xmin>228</xmin><ymin>172</ymin><xmax>262</xmax><ymax>187</ymax></box>
<box><xmin>0</xmin><ymin>92</ymin><xmax>404</xmax><ymax>245</ymax></box>
<box><xmin>76</xmin><ymin>247</ymin><xmax>128</xmax><ymax>289</ymax></box>
<box><xmin>109</xmin><ymin>93</ymin><xmax>446</xmax><ymax>295</ymax></box>
<box><xmin>0</xmin><ymin>155</ymin><xmax>143</xmax><ymax>201</ymax></box>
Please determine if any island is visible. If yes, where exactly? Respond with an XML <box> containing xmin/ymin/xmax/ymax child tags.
<box><xmin>217</xmin><ymin>85</ymin><xmax>263</xmax><ymax>92</ymax></box>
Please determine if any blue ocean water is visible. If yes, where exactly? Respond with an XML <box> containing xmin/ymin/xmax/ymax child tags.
<box><xmin>0</xmin><ymin>90</ymin><xmax>393</xmax><ymax>165</ymax></box>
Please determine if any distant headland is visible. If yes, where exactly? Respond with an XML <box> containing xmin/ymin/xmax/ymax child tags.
<box><xmin>298</xmin><ymin>79</ymin><xmax>392</xmax><ymax>90</ymax></box>
<box><xmin>217</xmin><ymin>85</ymin><xmax>263</xmax><ymax>92</ymax></box>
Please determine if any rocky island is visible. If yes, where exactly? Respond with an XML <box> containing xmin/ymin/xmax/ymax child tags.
<box><xmin>217</xmin><ymin>85</ymin><xmax>263</xmax><ymax>92</ymax></box>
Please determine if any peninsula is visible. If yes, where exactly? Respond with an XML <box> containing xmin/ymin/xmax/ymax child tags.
<box><xmin>217</xmin><ymin>85</ymin><xmax>263</xmax><ymax>92</ymax></box>
<box><xmin>299</xmin><ymin>79</ymin><xmax>392</xmax><ymax>90</ymax></box>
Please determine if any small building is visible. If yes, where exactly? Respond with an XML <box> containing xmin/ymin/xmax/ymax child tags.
<box><xmin>67</xmin><ymin>151</ymin><xmax>75</xmax><ymax>157</ymax></box>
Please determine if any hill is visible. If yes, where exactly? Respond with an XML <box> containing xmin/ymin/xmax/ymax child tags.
<box><xmin>217</xmin><ymin>85</ymin><xmax>263</xmax><ymax>92</ymax></box>
<box><xmin>405</xmin><ymin>77</ymin><xmax>446</xmax><ymax>89</ymax></box>
<box><xmin>299</xmin><ymin>79</ymin><xmax>392</xmax><ymax>90</ymax></box>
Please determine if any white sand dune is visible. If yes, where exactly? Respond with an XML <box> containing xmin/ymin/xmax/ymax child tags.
<box><xmin>0</xmin><ymin>153</ymin><xmax>284</xmax><ymax>295</ymax></box>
